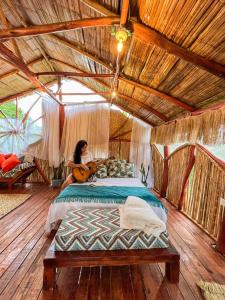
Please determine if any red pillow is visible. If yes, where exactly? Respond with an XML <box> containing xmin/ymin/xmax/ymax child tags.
<box><xmin>1</xmin><ymin>155</ymin><xmax>20</xmax><ymax>173</ymax></box>
<box><xmin>0</xmin><ymin>155</ymin><xmax>5</xmax><ymax>168</ymax></box>
<box><xmin>4</xmin><ymin>153</ymin><xmax>12</xmax><ymax>159</ymax></box>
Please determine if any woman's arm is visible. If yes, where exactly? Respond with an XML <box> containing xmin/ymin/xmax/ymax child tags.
<box><xmin>67</xmin><ymin>161</ymin><xmax>88</xmax><ymax>170</ymax></box>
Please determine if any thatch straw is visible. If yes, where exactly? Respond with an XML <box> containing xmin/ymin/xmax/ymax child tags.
<box><xmin>151</xmin><ymin>107</ymin><xmax>225</xmax><ymax>145</ymax></box>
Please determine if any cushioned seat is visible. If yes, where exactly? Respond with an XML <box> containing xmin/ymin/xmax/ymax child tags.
<box><xmin>54</xmin><ymin>208</ymin><xmax>169</xmax><ymax>251</ymax></box>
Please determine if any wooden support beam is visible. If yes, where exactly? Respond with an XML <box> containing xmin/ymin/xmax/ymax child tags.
<box><xmin>177</xmin><ymin>145</ymin><xmax>195</xmax><ymax>211</ymax></box>
<box><xmin>110</xmin><ymin>129</ymin><xmax>132</xmax><ymax>140</ymax></box>
<box><xmin>81</xmin><ymin>0</ymin><xmax>225</xmax><ymax>79</ymax></box>
<box><xmin>48</xmin><ymin>35</ymin><xmax>194</xmax><ymax>111</ymax></box>
<box><xmin>59</xmin><ymin>104</ymin><xmax>65</xmax><ymax>144</ymax></box>
<box><xmin>0</xmin><ymin>43</ymin><xmax>61</xmax><ymax>104</ymax></box>
<box><xmin>120</xmin><ymin>0</ymin><xmax>129</xmax><ymax>26</ymax></box>
<box><xmin>161</xmin><ymin>146</ymin><xmax>169</xmax><ymax>197</ymax></box>
<box><xmin>36</xmin><ymin>71</ymin><xmax>114</xmax><ymax>78</ymax></box>
<box><xmin>55</xmin><ymin>92</ymin><xmax>112</xmax><ymax>96</ymax></box>
<box><xmin>0</xmin><ymin>17</ymin><xmax>120</xmax><ymax>40</ymax></box>
<box><xmin>132</xmin><ymin>22</ymin><xmax>225</xmax><ymax>79</ymax></box>
<box><xmin>216</xmin><ymin>204</ymin><xmax>225</xmax><ymax>255</ymax></box>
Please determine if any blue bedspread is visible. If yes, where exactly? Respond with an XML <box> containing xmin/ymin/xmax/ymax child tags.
<box><xmin>54</xmin><ymin>185</ymin><xmax>165</xmax><ymax>210</ymax></box>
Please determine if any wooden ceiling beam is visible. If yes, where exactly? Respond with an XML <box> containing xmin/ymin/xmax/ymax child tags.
<box><xmin>120</xmin><ymin>0</ymin><xmax>129</xmax><ymax>26</ymax></box>
<box><xmin>0</xmin><ymin>17</ymin><xmax>120</xmax><ymax>40</ymax></box>
<box><xmin>54</xmin><ymin>92</ymin><xmax>112</xmax><ymax>96</ymax></box>
<box><xmin>48</xmin><ymin>35</ymin><xmax>193</xmax><ymax>111</ymax></box>
<box><xmin>81</xmin><ymin>0</ymin><xmax>225</xmax><ymax>79</ymax></box>
<box><xmin>0</xmin><ymin>43</ymin><xmax>61</xmax><ymax>104</ymax></box>
<box><xmin>35</xmin><ymin>71</ymin><xmax>114</xmax><ymax>78</ymax></box>
<box><xmin>50</xmin><ymin>57</ymin><xmax>167</xmax><ymax>121</ymax></box>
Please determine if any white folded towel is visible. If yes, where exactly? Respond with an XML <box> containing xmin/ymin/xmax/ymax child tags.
<box><xmin>119</xmin><ymin>196</ymin><xmax>166</xmax><ymax>237</ymax></box>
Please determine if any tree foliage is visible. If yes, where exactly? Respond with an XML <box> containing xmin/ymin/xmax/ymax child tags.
<box><xmin>0</xmin><ymin>101</ymin><xmax>24</xmax><ymax>119</ymax></box>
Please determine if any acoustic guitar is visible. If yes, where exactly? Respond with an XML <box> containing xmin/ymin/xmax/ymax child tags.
<box><xmin>72</xmin><ymin>158</ymin><xmax>111</xmax><ymax>183</ymax></box>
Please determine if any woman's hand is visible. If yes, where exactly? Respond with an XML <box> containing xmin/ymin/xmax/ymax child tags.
<box><xmin>79</xmin><ymin>164</ymin><xmax>89</xmax><ymax>171</ymax></box>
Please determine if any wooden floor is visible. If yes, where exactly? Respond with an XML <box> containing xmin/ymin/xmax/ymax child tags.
<box><xmin>0</xmin><ymin>184</ymin><xmax>224</xmax><ymax>300</ymax></box>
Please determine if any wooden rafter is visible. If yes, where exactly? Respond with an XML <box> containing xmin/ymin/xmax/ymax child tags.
<box><xmin>0</xmin><ymin>17</ymin><xmax>120</xmax><ymax>40</ymax></box>
<box><xmin>0</xmin><ymin>43</ymin><xmax>61</xmax><ymax>104</ymax></box>
<box><xmin>36</xmin><ymin>71</ymin><xmax>114</xmax><ymax>78</ymax></box>
<box><xmin>111</xmin><ymin>0</ymin><xmax>129</xmax><ymax>100</ymax></box>
<box><xmin>81</xmin><ymin>0</ymin><xmax>225</xmax><ymax>79</ymax></box>
<box><xmin>47</xmin><ymin>34</ymin><xmax>194</xmax><ymax>111</ymax></box>
<box><xmin>49</xmin><ymin>58</ymin><xmax>167</xmax><ymax>122</ymax></box>
<box><xmin>54</xmin><ymin>92</ymin><xmax>112</xmax><ymax>96</ymax></box>
<box><xmin>120</xmin><ymin>0</ymin><xmax>129</xmax><ymax>26</ymax></box>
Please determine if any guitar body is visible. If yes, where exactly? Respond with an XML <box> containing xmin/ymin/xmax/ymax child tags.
<box><xmin>72</xmin><ymin>161</ymin><xmax>97</xmax><ymax>183</ymax></box>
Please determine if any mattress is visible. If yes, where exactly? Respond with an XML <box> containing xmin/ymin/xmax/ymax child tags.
<box><xmin>45</xmin><ymin>178</ymin><xmax>167</xmax><ymax>233</ymax></box>
<box><xmin>54</xmin><ymin>208</ymin><xmax>169</xmax><ymax>251</ymax></box>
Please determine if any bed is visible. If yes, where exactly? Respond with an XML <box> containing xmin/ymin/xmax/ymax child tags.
<box><xmin>45</xmin><ymin>178</ymin><xmax>167</xmax><ymax>233</ymax></box>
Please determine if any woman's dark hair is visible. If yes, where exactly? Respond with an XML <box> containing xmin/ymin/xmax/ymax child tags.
<box><xmin>73</xmin><ymin>140</ymin><xmax>87</xmax><ymax>164</ymax></box>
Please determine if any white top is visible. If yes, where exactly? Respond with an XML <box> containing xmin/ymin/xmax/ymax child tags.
<box><xmin>68</xmin><ymin>151</ymin><xmax>93</xmax><ymax>165</ymax></box>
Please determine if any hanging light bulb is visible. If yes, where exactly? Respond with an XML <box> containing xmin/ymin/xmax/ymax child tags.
<box><xmin>117</xmin><ymin>39</ymin><xmax>123</xmax><ymax>52</ymax></box>
<box><xmin>112</xmin><ymin>90</ymin><xmax>116</xmax><ymax>98</ymax></box>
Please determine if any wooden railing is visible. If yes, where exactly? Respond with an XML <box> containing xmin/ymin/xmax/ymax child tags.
<box><xmin>166</xmin><ymin>144</ymin><xmax>194</xmax><ymax>207</ymax></box>
<box><xmin>183</xmin><ymin>145</ymin><xmax>225</xmax><ymax>239</ymax></box>
<box><xmin>152</xmin><ymin>143</ymin><xmax>225</xmax><ymax>254</ymax></box>
<box><xmin>151</xmin><ymin>145</ymin><xmax>164</xmax><ymax>192</ymax></box>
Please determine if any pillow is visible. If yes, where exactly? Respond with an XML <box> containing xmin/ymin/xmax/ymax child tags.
<box><xmin>95</xmin><ymin>164</ymin><xmax>107</xmax><ymax>178</ymax></box>
<box><xmin>1</xmin><ymin>155</ymin><xmax>21</xmax><ymax>173</ymax></box>
<box><xmin>0</xmin><ymin>155</ymin><xmax>6</xmax><ymax>168</ymax></box>
<box><xmin>108</xmin><ymin>161</ymin><xmax>134</xmax><ymax>178</ymax></box>
<box><xmin>4</xmin><ymin>153</ymin><xmax>12</xmax><ymax>159</ymax></box>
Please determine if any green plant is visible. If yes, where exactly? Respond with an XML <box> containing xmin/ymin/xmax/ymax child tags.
<box><xmin>139</xmin><ymin>163</ymin><xmax>150</xmax><ymax>185</ymax></box>
<box><xmin>52</xmin><ymin>159</ymin><xmax>65</xmax><ymax>180</ymax></box>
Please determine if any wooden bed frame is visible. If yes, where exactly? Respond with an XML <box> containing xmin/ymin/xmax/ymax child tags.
<box><xmin>43</xmin><ymin>241</ymin><xmax>180</xmax><ymax>290</ymax></box>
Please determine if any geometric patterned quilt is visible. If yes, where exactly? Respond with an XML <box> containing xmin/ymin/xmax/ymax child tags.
<box><xmin>54</xmin><ymin>208</ymin><xmax>169</xmax><ymax>251</ymax></box>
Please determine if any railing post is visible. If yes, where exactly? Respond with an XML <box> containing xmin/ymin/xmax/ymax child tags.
<box><xmin>160</xmin><ymin>146</ymin><xmax>169</xmax><ymax>197</ymax></box>
<box><xmin>178</xmin><ymin>145</ymin><xmax>196</xmax><ymax>211</ymax></box>
<box><xmin>216</xmin><ymin>199</ymin><xmax>225</xmax><ymax>255</ymax></box>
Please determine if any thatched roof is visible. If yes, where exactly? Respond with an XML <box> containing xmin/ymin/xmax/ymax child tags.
<box><xmin>0</xmin><ymin>0</ymin><xmax>225</xmax><ymax>127</ymax></box>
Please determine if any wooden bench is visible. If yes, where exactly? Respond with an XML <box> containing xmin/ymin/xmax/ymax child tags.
<box><xmin>43</xmin><ymin>241</ymin><xmax>180</xmax><ymax>290</ymax></box>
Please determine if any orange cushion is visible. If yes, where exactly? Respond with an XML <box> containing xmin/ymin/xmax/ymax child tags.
<box><xmin>4</xmin><ymin>153</ymin><xmax>12</xmax><ymax>159</ymax></box>
<box><xmin>0</xmin><ymin>155</ymin><xmax>6</xmax><ymax>168</ymax></box>
<box><xmin>1</xmin><ymin>155</ymin><xmax>20</xmax><ymax>173</ymax></box>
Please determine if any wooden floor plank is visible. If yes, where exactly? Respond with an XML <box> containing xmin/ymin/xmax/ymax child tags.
<box><xmin>0</xmin><ymin>184</ymin><xmax>224</xmax><ymax>300</ymax></box>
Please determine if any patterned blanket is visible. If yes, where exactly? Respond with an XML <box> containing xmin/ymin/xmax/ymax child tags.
<box><xmin>54</xmin><ymin>185</ymin><xmax>165</xmax><ymax>210</ymax></box>
<box><xmin>55</xmin><ymin>208</ymin><xmax>169</xmax><ymax>251</ymax></box>
<box><xmin>0</xmin><ymin>162</ymin><xmax>35</xmax><ymax>179</ymax></box>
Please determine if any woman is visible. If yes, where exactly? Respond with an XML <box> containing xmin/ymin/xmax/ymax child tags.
<box><xmin>61</xmin><ymin>140</ymin><xmax>93</xmax><ymax>189</ymax></box>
